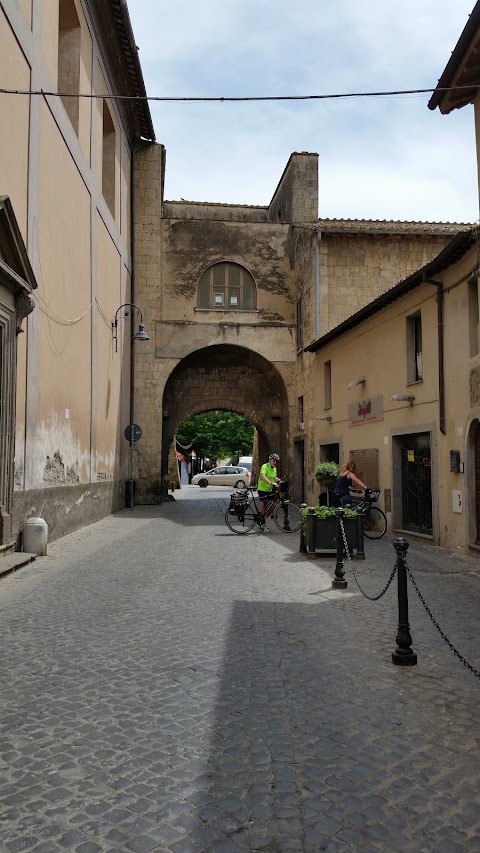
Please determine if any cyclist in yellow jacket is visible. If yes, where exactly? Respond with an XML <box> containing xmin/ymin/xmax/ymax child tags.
<box><xmin>257</xmin><ymin>453</ymin><xmax>281</xmax><ymax>532</ymax></box>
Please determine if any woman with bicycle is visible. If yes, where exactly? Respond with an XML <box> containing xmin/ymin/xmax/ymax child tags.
<box><xmin>334</xmin><ymin>460</ymin><xmax>367</xmax><ymax>507</ymax></box>
<box><xmin>257</xmin><ymin>453</ymin><xmax>281</xmax><ymax>532</ymax></box>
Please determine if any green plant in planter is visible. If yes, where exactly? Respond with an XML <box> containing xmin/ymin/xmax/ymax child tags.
<box><xmin>301</xmin><ymin>504</ymin><xmax>357</xmax><ymax>531</ymax></box>
<box><xmin>313</xmin><ymin>461</ymin><xmax>339</xmax><ymax>506</ymax></box>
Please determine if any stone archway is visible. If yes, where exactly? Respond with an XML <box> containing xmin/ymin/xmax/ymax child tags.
<box><xmin>161</xmin><ymin>344</ymin><xmax>290</xmax><ymax>496</ymax></box>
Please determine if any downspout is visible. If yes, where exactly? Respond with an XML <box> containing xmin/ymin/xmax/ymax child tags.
<box><xmin>315</xmin><ymin>228</ymin><xmax>321</xmax><ymax>339</ymax></box>
<box><xmin>425</xmin><ymin>277</ymin><xmax>446</xmax><ymax>435</ymax></box>
<box><xmin>129</xmin><ymin>148</ymin><xmax>136</xmax><ymax>439</ymax></box>
<box><xmin>128</xmin><ymin>142</ymin><xmax>149</xmax><ymax>505</ymax></box>
<box><xmin>128</xmin><ymin>147</ymin><xmax>137</xmax><ymax>508</ymax></box>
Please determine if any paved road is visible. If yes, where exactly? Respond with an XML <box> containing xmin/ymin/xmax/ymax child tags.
<box><xmin>0</xmin><ymin>486</ymin><xmax>479</xmax><ymax>853</ymax></box>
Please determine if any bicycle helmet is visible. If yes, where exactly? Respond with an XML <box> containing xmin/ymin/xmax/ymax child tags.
<box><xmin>269</xmin><ymin>453</ymin><xmax>280</xmax><ymax>461</ymax></box>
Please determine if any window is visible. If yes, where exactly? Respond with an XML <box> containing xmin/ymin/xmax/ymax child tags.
<box><xmin>298</xmin><ymin>396</ymin><xmax>304</xmax><ymax>424</ymax></box>
<box><xmin>296</xmin><ymin>299</ymin><xmax>303</xmax><ymax>350</ymax></box>
<box><xmin>407</xmin><ymin>313</ymin><xmax>423</xmax><ymax>383</ymax></box>
<box><xmin>324</xmin><ymin>360</ymin><xmax>332</xmax><ymax>409</ymax></box>
<box><xmin>102</xmin><ymin>100</ymin><xmax>116</xmax><ymax>216</ymax></box>
<box><xmin>197</xmin><ymin>263</ymin><xmax>256</xmax><ymax>310</ymax></box>
<box><xmin>469</xmin><ymin>275</ymin><xmax>480</xmax><ymax>357</ymax></box>
<box><xmin>58</xmin><ymin>0</ymin><xmax>81</xmax><ymax>134</ymax></box>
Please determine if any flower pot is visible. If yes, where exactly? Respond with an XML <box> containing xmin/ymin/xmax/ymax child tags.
<box><xmin>305</xmin><ymin>511</ymin><xmax>364</xmax><ymax>558</ymax></box>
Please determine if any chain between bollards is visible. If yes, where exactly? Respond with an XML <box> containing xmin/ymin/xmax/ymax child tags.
<box><xmin>392</xmin><ymin>537</ymin><xmax>417</xmax><ymax>666</ymax></box>
<box><xmin>332</xmin><ymin>507</ymin><xmax>348</xmax><ymax>589</ymax></box>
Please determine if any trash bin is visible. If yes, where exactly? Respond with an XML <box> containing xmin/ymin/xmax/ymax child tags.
<box><xmin>125</xmin><ymin>479</ymin><xmax>137</xmax><ymax>507</ymax></box>
<box><xmin>23</xmin><ymin>517</ymin><xmax>48</xmax><ymax>555</ymax></box>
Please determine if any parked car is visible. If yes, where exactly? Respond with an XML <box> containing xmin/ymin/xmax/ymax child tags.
<box><xmin>191</xmin><ymin>466</ymin><xmax>251</xmax><ymax>488</ymax></box>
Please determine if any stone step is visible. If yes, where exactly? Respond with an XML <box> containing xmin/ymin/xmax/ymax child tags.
<box><xmin>0</xmin><ymin>553</ymin><xmax>37</xmax><ymax>579</ymax></box>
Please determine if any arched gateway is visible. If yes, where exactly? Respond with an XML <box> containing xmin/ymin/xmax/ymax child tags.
<box><xmin>162</xmin><ymin>344</ymin><xmax>289</xmax><ymax>489</ymax></box>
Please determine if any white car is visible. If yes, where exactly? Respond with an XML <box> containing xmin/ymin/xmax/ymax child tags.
<box><xmin>191</xmin><ymin>466</ymin><xmax>251</xmax><ymax>488</ymax></box>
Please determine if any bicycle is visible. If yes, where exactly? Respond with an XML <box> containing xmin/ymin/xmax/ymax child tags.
<box><xmin>225</xmin><ymin>482</ymin><xmax>302</xmax><ymax>534</ymax></box>
<box><xmin>352</xmin><ymin>488</ymin><xmax>387</xmax><ymax>539</ymax></box>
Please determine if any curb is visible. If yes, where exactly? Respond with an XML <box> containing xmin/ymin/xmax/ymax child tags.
<box><xmin>0</xmin><ymin>553</ymin><xmax>38</xmax><ymax>579</ymax></box>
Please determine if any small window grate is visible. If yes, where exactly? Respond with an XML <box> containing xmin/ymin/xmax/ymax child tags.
<box><xmin>349</xmin><ymin>448</ymin><xmax>379</xmax><ymax>490</ymax></box>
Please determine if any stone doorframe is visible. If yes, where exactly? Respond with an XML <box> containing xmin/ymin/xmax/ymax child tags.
<box><xmin>391</xmin><ymin>422</ymin><xmax>438</xmax><ymax>541</ymax></box>
<box><xmin>0</xmin><ymin>197</ymin><xmax>37</xmax><ymax>545</ymax></box>
<box><xmin>465</xmin><ymin>414</ymin><xmax>480</xmax><ymax>547</ymax></box>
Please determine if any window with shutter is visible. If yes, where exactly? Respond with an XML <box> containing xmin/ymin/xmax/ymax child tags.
<box><xmin>197</xmin><ymin>263</ymin><xmax>256</xmax><ymax>310</ymax></box>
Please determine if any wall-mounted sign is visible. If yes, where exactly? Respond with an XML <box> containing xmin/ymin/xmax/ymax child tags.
<box><xmin>124</xmin><ymin>424</ymin><xmax>142</xmax><ymax>443</ymax></box>
<box><xmin>348</xmin><ymin>395</ymin><xmax>384</xmax><ymax>427</ymax></box>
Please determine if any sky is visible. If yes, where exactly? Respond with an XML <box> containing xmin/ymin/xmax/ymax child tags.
<box><xmin>127</xmin><ymin>0</ymin><xmax>479</xmax><ymax>223</ymax></box>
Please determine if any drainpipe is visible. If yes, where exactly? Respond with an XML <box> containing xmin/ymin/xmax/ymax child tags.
<box><xmin>129</xmin><ymin>142</ymin><xmax>151</xmax><ymax>506</ymax></box>
<box><xmin>315</xmin><ymin>228</ymin><xmax>321</xmax><ymax>339</ymax></box>
<box><xmin>424</xmin><ymin>277</ymin><xmax>446</xmax><ymax>435</ymax></box>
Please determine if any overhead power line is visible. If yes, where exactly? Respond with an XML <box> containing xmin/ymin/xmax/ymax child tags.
<box><xmin>0</xmin><ymin>83</ymin><xmax>478</xmax><ymax>103</ymax></box>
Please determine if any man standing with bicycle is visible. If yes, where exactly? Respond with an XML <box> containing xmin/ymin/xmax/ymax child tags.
<box><xmin>257</xmin><ymin>453</ymin><xmax>281</xmax><ymax>532</ymax></box>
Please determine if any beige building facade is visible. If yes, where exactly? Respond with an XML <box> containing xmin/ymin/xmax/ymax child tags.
<box><xmin>0</xmin><ymin>0</ymin><xmax>154</xmax><ymax>547</ymax></box>
<box><xmin>298</xmin><ymin>0</ymin><xmax>480</xmax><ymax>555</ymax></box>
<box><xmin>305</xmin><ymin>230</ymin><xmax>480</xmax><ymax>551</ymax></box>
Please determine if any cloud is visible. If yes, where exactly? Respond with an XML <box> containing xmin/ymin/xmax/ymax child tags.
<box><xmin>128</xmin><ymin>0</ymin><xmax>478</xmax><ymax>222</ymax></box>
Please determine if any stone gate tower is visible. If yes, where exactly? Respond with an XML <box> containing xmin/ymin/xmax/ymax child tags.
<box><xmin>133</xmin><ymin>146</ymin><xmax>318</xmax><ymax>503</ymax></box>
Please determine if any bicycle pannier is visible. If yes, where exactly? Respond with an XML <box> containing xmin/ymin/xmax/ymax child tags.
<box><xmin>229</xmin><ymin>489</ymin><xmax>248</xmax><ymax>516</ymax></box>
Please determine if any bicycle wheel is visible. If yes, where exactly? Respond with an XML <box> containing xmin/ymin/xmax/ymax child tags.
<box><xmin>363</xmin><ymin>506</ymin><xmax>387</xmax><ymax>539</ymax></box>
<box><xmin>224</xmin><ymin>501</ymin><xmax>257</xmax><ymax>534</ymax></box>
<box><xmin>272</xmin><ymin>501</ymin><xmax>302</xmax><ymax>533</ymax></box>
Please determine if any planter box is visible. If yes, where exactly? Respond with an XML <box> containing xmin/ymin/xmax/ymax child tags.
<box><xmin>305</xmin><ymin>511</ymin><xmax>365</xmax><ymax>558</ymax></box>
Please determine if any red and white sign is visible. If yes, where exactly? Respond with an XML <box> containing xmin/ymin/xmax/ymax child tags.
<box><xmin>348</xmin><ymin>395</ymin><xmax>384</xmax><ymax>426</ymax></box>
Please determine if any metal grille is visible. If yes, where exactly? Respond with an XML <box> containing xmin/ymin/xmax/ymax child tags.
<box><xmin>349</xmin><ymin>449</ymin><xmax>379</xmax><ymax>489</ymax></box>
<box><xmin>400</xmin><ymin>439</ymin><xmax>432</xmax><ymax>535</ymax></box>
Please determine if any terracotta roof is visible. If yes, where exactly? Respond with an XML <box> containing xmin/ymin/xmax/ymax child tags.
<box><xmin>428</xmin><ymin>2</ymin><xmax>480</xmax><ymax>114</ymax></box>
<box><xmin>165</xmin><ymin>200</ymin><xmax>267</xmax><ymax>209</ymax></box>
<box><xmin>317</xmin><ymin>219</ymin><xmax>472</xmax><ymax>234</ymax></box>
<box><xmin>305</xmin><ymin>230</ymin><xmax>476</xmax><ymax>353</ymax></box>
<box><xmin>109</xmin><ymin>0</ymin><xmax>155</xmax><ymax>141</ymax></box>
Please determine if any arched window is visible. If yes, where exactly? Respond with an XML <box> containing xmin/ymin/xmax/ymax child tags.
<box><xmin>197</xmin><ymin>263</ymin><xmax>256</xmax><ymax>310</ymax></box>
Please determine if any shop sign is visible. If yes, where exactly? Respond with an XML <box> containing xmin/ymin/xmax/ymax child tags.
<box><xmin>348</xmin><ymin>395</ymin><xmax>384</xmax><ymax>427</ymax></box>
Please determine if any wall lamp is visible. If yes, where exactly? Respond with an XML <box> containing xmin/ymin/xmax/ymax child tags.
<box><xmin>112</xmin><ymin>303</ymin><xmax>150</xmax><ymax>353</ymax></box>
<box><xmin>348</xmin><ymin>376</ymin><xmax>365</xmax><ymax>390</ymax></box>
<box><xmin>316</xmin><ymin>415</ymin><xmax>332</xmax><ymax>421</ymax></box>
<box><xmin>392</xmin><ymin>394</ymin><xmax>415</xmax><ymax>404</ymax></box>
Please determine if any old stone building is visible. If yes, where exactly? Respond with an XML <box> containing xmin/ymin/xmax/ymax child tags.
<box><xmin>133</xmin><ymin>145</ymin><xmax>463</xmax><ymax>505</ymax></box>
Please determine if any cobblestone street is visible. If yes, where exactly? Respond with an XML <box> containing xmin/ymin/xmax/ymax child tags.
<box><xmin>0</xmin><ymin>487</ymin><xmax>479</xmax><ymax>853</ymax></box>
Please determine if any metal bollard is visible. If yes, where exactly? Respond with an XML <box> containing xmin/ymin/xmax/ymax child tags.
<box><xmin>392</xmin><ymin>537</ymin><xmax>417</xmax><ymax>666</ymax></box>
<box><xmin>356</xmin><ymin>510</ymin><xmax>365</xmax><ymax>560</ymax></box>
<box><xmin>306</xmin><ymin>507</ymin><xmax>317</xmax><ymax>557</ymax></box>
<box><xmin>332</xmin><ymin>507</ymin><xmax>348</xmax><ymax>589</ymax></box>
<box><xmin>299</xmin><ymin>503</ymin><xmax>307</xmax><ymax>553</ymax></box>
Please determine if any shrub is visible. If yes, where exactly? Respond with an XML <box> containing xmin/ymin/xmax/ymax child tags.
<box><xmin>313</xmin><ymin>461</ymin><xmax>339</xmax><ymax>488</ymax></box>
<box><xmin>300</xmin><ymin>504</ymin><xmax>357</xmax><ymax>531</ymax></box>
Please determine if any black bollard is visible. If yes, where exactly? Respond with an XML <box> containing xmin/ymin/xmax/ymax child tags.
<box><xmin>332</xmin><ymin>507</ymin><xmax>348</xmax><ymax>589</ymax></box>
<box><xmin>392</xmin><ymin>537</ymin><xmax>417</xmax><ymax>666</ymax></box>
<box><xmin>306</xmin><ymin>507</ymin><xmax>317</xmax><ymax>558</ymax></box>
<box><xmin>299</xmin><ymin>503</ymin><xmax>307</xmax><ymax>553</ymax></box>
<box><xmin>355</xmin><ymin>510</ymin><xmax>365</xmax><ymax>560</ymax></box>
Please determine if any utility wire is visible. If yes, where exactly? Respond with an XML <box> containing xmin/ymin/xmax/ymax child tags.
<box><xmin>0</xmin><ymin>83</ymin><xmax>478</xmax><ymax>103</ymax></box>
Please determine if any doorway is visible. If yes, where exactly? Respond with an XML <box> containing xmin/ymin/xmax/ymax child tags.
<box><xmin>398</xmin><ymin>433</ymin><xmax>433</xmax><ymax>535</ymax></box>
<box><xmin>294</xmin><ymin>439</ymin><xmax>305</xmax><ymax>504</ymax></box>
<box><xmin>473</xmin><ymin>422</ymin><xmax>480</xmax><ymax>544</ymax></box>
<box><xmin>320</xmin><ymin>443</ymin><xmax>340</xmax><ymax>465</ymax></box>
